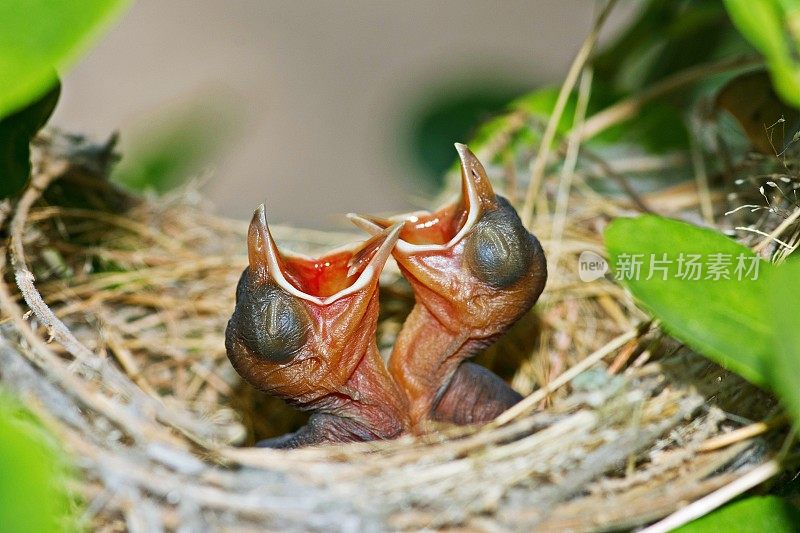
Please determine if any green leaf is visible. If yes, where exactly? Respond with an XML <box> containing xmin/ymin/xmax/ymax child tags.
<box><xmin>0</xmin><ymin>393</ymin><xmax>73</xmax><ymax>532</ymax></box>
<box><xmin>0</xmin><ymin>0</ymin><xmax>130</xmax><ymax>119</ymax></box>
<box><xmin>724</xmin><ymin>0</ymin><xmax>786</xmax><ymax>59</ymax></box>
<box><xmin>0</xmin><ymin>82</ymin><xmax>60</xmax><ymax>199</ymax></box>
<box><xmin>767</xmin><ymin>259</ymin><xmax>800</xmax><ymax>426</ymax></box>
<box><xmin>605</xmin><ymin>215</ymin><xmax>771</xmax><ymax>386</ymax></box>
<box><xmin>675</xmin><ymin>496</ymin><xmax>800</xmax><ymax>532</ymax></box>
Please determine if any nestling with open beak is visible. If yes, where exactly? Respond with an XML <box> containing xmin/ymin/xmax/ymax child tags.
<box><xmin>225</xmin><ymin>144</ymin><xmax>546</xmax><ymax>447</ymax></box>
<box><xmin>225</xmin><ymin>206</ymin><xmax>410</xmax><ymax>447</ymax></box>
<box><xmin>349</xmin><ymin>144</ymin><xmax>547</xmax><ymax>429</ymax></box>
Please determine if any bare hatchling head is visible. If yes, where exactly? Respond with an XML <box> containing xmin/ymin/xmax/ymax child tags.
<box><xmin>349</xmin><ymin>143</ymin><xmax>547</xmax><ymax>339</ymax></box>
<box><xmin>225</xmin><ymin>205</ymin><xmax>403</xmax><ymax>408</ymax></box>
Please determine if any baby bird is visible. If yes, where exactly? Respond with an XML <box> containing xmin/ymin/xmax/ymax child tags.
<box><xmin>225</xmin><ymin>207</ymin><xmax>409</xmax><ymax>447</ymax></box>
<box><xmin>349</xmin><ymin>144</ymin><xmax>546</xmax><ymax>428</ymax></box>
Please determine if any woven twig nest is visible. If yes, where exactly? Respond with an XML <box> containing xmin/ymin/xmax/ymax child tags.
<box><xmin>0</xmin><ymin>130</ymin><xmax>786</xmax><ymax>531</ymax></box>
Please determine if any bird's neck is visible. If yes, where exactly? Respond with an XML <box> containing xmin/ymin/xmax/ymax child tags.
<box><xmin>388</xmin><ymin>303</ymin><xmax>493</xmax><ymax>429</ymax></box>
<box><xmin>299</xmin><ymin>343</ymin><xmax>411</xmax><ymax>440</ymax></box>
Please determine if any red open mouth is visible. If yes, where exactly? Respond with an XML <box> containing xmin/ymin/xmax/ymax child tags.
<box><xmin>247</xmin><ymin>205</ymin><xmax>401</xmax><ymax>303</ymax></box>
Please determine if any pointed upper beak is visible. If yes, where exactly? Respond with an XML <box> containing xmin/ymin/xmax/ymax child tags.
<box><xmin>348</xmin><ymin>143</ymin><xmax>498</xmax><ymax>253</ymax></box>
<box><xmin>344</xmin><ymin>222</ymin><xmax>403</xmax><ymax>285</ymax></box>
<box><xmin>247</xmin><ymin>204</ymin><xmax>285</xmax><ymax>281</ymax></box>
<box><xmin>454</xmin><ymin>143</ymin><xmax>497</xmax><ymax>213</ymax></box>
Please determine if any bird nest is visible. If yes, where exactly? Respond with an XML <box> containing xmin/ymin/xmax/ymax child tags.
<box><xmin>0</xmin><ymin>130</ymin><xmax>789</xmax><ymax>531</ymax></box>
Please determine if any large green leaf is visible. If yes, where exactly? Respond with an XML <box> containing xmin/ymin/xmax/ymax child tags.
<box><xmin>0</xmin><ymin>83</ymin><xmax>60</xmax><ymax>199</ymax></box>
<box><xmin>675</xmin><ymin>496</ymin><xmax>800</xmax><ymax>532</ymax></box>
<box><xmin>0</xmin><ymin>0</ymin><xmax>130</xmax><ymax>119</ymax></box>
<box><xmin>767</xmin><ymin>259</ymin><xmax>800</xmax><ymax>426</ymax></box>
<box><xmin>605</xmin><ymin>215</ymin><xmax>771</xmax><ymax>386</ymax></box>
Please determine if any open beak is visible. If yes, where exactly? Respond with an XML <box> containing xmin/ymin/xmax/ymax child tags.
<box><xmin>348</xmin><ymin>143</ymin><xmax>497</xmax><ymax>254</ymax></box>
<box><xmin>248</xmin><ymin>204</ymin><xmax>401</xmax><ymax>307</ymax></box>
<box><xmin>349</xmin><ymin>142</ymin><xmax>545</xmax><ymax>330</ymax></box>
<box><xmin>347</xmin><ymin>143</ymin><xmax>505</xmax><ymax>304</ymax></box>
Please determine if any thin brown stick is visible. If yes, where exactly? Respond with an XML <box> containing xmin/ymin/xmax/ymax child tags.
<box><xmin>521</xmin><ymin>0</ymin><xmax>619</xmax><ymax>227</ymax></box>
<box><xmin>698</xmin><ymin>414</ymin><xmax>790</xmax><ymax>452</ymax></box>
<box><xmin>607</xmin><ymin>339</ymin><xmax>639</xmax><ymax>375</ymax></box>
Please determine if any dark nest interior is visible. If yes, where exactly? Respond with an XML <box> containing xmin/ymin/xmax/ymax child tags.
<box><xmin>0</xmin><ymin>127</ymin><xmax>797</xmax><ymax>532</ymax></box>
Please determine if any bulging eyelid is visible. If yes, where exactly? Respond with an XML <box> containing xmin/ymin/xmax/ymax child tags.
<box><xmin>235</xmin><ymin>280</ymin><xmax>310</xmax><ymax>364</ymax></box>
<box><xmin>464</xmin><ymin>205</ymin><xmax>536</xmax><ymax>289</ymax></box>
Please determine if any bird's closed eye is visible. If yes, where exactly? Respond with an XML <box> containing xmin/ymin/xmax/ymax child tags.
<box><xmin>464</xmin><ymin>200</ymin><xmax>536</xmax><ymax>289</ymax></box>
<box><xmin>233</xmin><ymin>273</ymin><xmax>310</xmax><ymax>364</ymax></box>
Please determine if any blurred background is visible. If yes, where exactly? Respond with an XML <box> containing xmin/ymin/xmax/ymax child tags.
<box><xmin>52</xmin><ymin>0</ymin><xmax>634</xmax><ymax>228</ymax></box>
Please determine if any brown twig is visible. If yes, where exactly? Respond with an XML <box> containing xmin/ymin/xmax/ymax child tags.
<box><xmin>521</xmin><ymin>0</ymin><xmax>619</xmax><ymax>227</ymax></box>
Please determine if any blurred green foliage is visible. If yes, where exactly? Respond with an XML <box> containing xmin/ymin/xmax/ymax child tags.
<box><xmin>0</xmin><ymin>0</ymin><xmax>129</xmax><ymax>120</ymax></box>
<box><xmin>469</xmin><ymin>83</ymin><xmax>689</xmax><ymax>160</ymax></box>
<box><xmin>724</xmin><ymin>0</ymin><xmax>800</xmax><ymax>108</ymax></box>
<box><xmin>0</xmin><ymin>392</ymin><xmax>74</xmax><ymax>532</ymax></box>
<box><xmin>595</xmin><ymin>0</ymin><xmax>750</xmax><ymax>96</ymax></box>
<box><xmin>408</xmin><ymin>84</ymin><xmax>527</xmax><ymax>191</ymax></box>
<box><xmin>0</xmin><ymin>0</ymin><xmax>129</xmax><ymax>201</ymax></box>
<box><xmin>112</xmin><ymin>96</ymin><xmax>243</xmax><ymax>193</ymax></box>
